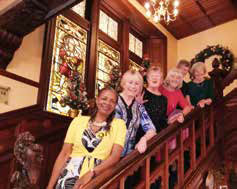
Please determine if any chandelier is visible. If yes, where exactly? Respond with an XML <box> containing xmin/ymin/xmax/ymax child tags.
<box><xmin>144</xmin><ymin>0</ymin><xmax>179</xmax><ymax>24</ymax></box>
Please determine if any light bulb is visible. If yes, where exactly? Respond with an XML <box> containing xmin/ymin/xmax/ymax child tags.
<box><xmin>173</xmin><ymin>9</ymin><xmax>178</xmax><ymax>16</ymax></box>
<box><xmin>173</xmin><ymin>0</ymin><xmax>179</xmax><ymax>7</ymax></box>
<box><xmin>144</xmin><ymin>2</ymin><xmax>150</xmax><ymax>9</ymax></box>
<box><xmin>153</xmin><ymin>15</ymin><xmax>159</xmax><ymax>23</ymax></box>
<box><xmin>146</xmin><ymin>10</ymin><xmax>151</xmax><ymax>18</ymax></box>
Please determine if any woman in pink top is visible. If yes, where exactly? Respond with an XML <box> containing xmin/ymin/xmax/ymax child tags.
<box><xmin>160</xmin><ymin>68</ymin><xmax>192</xmax><ymax>149</ymax></box>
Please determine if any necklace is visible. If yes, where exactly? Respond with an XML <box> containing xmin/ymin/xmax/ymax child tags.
<box><xmin>92</xmin><ymin>121</ymin><xmax>107</xmax><ymax>127</ymax></box>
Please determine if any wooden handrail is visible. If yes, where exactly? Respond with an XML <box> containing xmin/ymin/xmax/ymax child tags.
<box><xmin>84</xmin><ymin>88</ymin><xmax>237</xmax><ymax>189</ymax></box>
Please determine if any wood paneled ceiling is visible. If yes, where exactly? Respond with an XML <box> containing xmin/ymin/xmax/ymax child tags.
<box><xmin>138</xmin><ymin>0</ymin><xmax>237</xmax><ymax>39</ymax></box>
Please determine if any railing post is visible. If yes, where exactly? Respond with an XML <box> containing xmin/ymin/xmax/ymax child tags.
<box><xmin>120</xmin><ymin>176</ymin><xmax>125</xmax><ymax>189</ymax></box>
<box><xmin>178</xmin><ymin>130</ymin><xmax>184</xmax><ymax>187</ymax></box>
<box><xmin>201</xmin><ymin>112</ymin><xmax>207</xmax><ymax>158</ymax></box>
<box><xmin>145</xmin><ymin>157</ymin><xmax>150</xmax><ymax>189</ymax></box>
<box><xmin>190</xmin><ymin>120</ymin><xmax>196</xmax><ymax>170</ymax></box>
<box><xmin>164</xmin><ymin>143</ymin><xmax>169</xmax><ymax>189</ymax></box>
<box><xmin>209</xmin><ymin>106</ymin><xmax>215</xmax><ymax>146</ymax></box>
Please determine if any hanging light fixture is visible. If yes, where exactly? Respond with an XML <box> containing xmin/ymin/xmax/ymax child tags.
<box><xmin>144</xmin><ymin>0</ymin><xmax>179</xmax><ymax>24</ymax></box>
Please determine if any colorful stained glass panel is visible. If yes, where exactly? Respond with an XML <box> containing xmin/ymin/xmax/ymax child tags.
<box><xmin>96</xmin><ymin>40</ymin><xmax>120</xmax><ymax>93</ymax></box>
<box><xmin>129</xmin><ymin>59</ymin><xmax>143</xmax><ymax>71</ymax></box>
<box><xmin>46</xmin><ymin>15</ymin><xmax>87</xmax><ymax>116</ymax></box>
<box><xmin>71</xmin><ymin>0</ymin><xmax>86</xmax><ymax>18</ymax></box>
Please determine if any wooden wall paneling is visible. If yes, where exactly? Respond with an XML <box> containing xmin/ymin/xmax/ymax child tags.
<box><xmin>129</xmin><ymin>52</ymin><xmax>143</xmax><ymax>65</ymax></box>
<box><xmin>146</xmin><ymin>37</ymin><xmax>167</xmax><ymax>76</ymax></box>
<box><xmin>98</xmin><ymin>31</ymin><xmax>121</xmax><ymax>51</ymax></box>
<box><xmin>39</xmin><ymin>132</ymin><xmax>65</xmax><ymax>188</ymax></box>
<box><xmin>86</xmin><ymin>0</ymin><xmax>101</xmax><ymax>98</ymax></box>
<box><xmin>121</xmin><ymin>20</ymin><xmax>130</xmax><ymax>72</ymax></box>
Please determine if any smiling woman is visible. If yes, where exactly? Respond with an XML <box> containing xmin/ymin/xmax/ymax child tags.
<box><xmin>46</xmin><ymin>87</ymin><xmax>126</xmax><ymax>189</ymax></box>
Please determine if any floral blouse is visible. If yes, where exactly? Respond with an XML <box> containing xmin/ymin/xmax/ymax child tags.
<box><xmin>115</xmin><ymin>95</ymin><xmax>156</xmax><ymax>157</ymax></box>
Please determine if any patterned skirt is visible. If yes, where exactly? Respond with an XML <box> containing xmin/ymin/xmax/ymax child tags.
<box><xmin>55</xmin><ymin>157</ymin><xmax>102</xmax><ymax>189</ymax></box>
<box><xmin>55</xmin><ymin>157</ymin><xmax>83</xmax><ymax>189</ymax></box>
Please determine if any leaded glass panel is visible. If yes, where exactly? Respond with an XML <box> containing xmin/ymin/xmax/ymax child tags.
<box><xmin>129</xmin><ymin>59</ymin><xmax>143</xmax><ymax>71</ymax></box>
<box><xmin>129</xmin><ymin>33</ymin><xmax>135</xmax><ymax>52</ymax></box>
<box><xmin>129</xmin><ymin>33</ymin><xmax>143</xmax><ymax>58</ymax></box>
<box><xmin>71</xmin><ymin>0</ymin><xmax>86</xmax><ymax>18</ymax></box>
<box><xmin>46</xmin><ymin>15</ymin><xmax>87</xmax><ymax>116</ymax></box>
<box><xmin>136</xmin><ymin>39</ymin><xmax>143</xmax><ymax>58</ymax></box>
<box><xmin>108</xmin><ymin>17</ymin><xmax>118</xmax><ymax>41</ymax></box>
<box><xmin>96</xmin><ymin>40</ymin><xmax>120</xmax><ymax>93</ymax></box>
<box><xmin>99</xmin><ymin>10</ymin><xmax>118</xmax><ymax>41</ymax></box>
<box><xmin>99</xmin><ymin>10</ymin><xmax>108</xmax><ymax>34</ymax></box>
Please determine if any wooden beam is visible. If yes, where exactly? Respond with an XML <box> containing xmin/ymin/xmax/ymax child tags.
<box><xmin>0</xmin><ymin>30</ymin><xmax>22</xmax><ymax>69</ymax></box>
<box><xmin>86</xmin><ymin>0</ymin><xmax>101</xmax><ymax>98</ymax></box>
<box><xmin>0</xmin><ymin>69</ymin><xmax>40</xmax><ymax>88</ymax></box>
<box><xmin>194</xmin><ymin>0</ymin><xmax>215</xmax><ymax>26</ymax></box>
<box><xmin>0</xmin><ymin>0</ymin><xmax>84</xmax><ymax>37</ymax></box>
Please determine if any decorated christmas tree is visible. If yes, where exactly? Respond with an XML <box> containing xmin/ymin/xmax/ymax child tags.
<box><xmin>60</xmin><ymin>72</ymin><xmax>89</xmax><ymax>114</ymax></box>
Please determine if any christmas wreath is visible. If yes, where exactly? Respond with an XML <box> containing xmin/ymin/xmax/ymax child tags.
<box><xmin>191</xmin><ymin>45</ymin><xmax>234</xmax><ymax>72</ymax></box>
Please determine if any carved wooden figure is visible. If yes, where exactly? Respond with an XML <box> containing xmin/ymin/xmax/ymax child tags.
<box><xmin>10</xmin><ymin>132</ymin><xmax>43</xmax><ymax>189</ymax></box>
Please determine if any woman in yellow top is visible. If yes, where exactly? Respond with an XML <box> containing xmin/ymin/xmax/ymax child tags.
<box><xmin>47</xmin><ymin>87</ymin><xmax>126</xmax><ymax>189</ymax></box>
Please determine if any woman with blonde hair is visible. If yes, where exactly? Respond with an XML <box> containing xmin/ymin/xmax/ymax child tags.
<box><xmin>160</xmin><ymin>68</ymin><xmax>191</xmax><ymax>124</ymax></box>
<box><xmin>187</xmin><ymin>62</ymin><xmax>214</xmax><ymax>107</ymax></box>
<box><xmin>115</xmin><ymin>70</ymin><xmax>156</xmax><ymax>157</ymax></box>
<box><xmin>115</xmin><ymin>70</ymin><xmax>156</xmax><ymax>189</ymax></box>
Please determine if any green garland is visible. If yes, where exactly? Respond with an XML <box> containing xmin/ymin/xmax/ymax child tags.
<box><xmin>191</xmin><ymin>45</ymin><xmax>234</xmax><ymax>72</ymax></box>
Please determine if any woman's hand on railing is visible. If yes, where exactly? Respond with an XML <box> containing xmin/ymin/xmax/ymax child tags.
<box><xmin>135</xmin><ymin>136</ymin><xmax>147</xmax><ymax>153</ymax></box>
<box><xmin>205</xmin><ymin>98</ymin><xmax>212</xmax><ymax>105</ymax></box>
<box><xmin>177</xmin><ymin>114</ymin><xmax>184</xmax><ymax>123</ymax></box>
<box><xmin>198</xmin><ymin>99</ymin><xmax>206</xmax><ymax>108</ymax></box>
<box><xmin>73</xmin><ymin>171</ymin><xmax>94</xmax><ymax>189</ymax></box>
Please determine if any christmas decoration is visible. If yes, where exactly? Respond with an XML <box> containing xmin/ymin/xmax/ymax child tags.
<box><xmin>106</xmin><ymin>61</ymin><xmax>122</xmax><ymax>92</ymax></box>
<box><xmin>140</xmin><ymin>54</ymin><xmax>151</xmax><ymax>84</ymax></box>
<box><xmin>60</xmin><ymin>72</ymin><xmax>89</xmax><ymax>114</ymax></box>
<box><xmin>191</xmin><ymin>45</ymin><xmax>234</xmax><ymax>72</ymax></box>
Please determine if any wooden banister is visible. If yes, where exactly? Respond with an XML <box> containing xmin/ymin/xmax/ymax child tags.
<box><xmin>84</xmin><ymin>89</ymin><xmax>237</xmax><ymax>189</ymax></box>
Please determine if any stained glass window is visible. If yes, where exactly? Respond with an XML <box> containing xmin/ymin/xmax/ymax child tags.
<box><xmin>71</xmin><ymin>0</ymin><xmax>86</xmax><ymax>18</ymax></box>
<box><xmin>129</xmin><ymin>33</ymin><xmax>143</xmax><ymax>58</ymax></box>
<box><xmin>46</xmin><ymin>15</ymin><xmax>87</xmax><ymax>116</ymax></box>
<box><xmin>99</xmin><ymin>10</ymin><xmax>118</xmax><ymax>41</ymax></box>
<box><xmin>129</xmin><ymin>59</ymin><xmax>143</xmax><ymax>71</ymax></box>
<box><xmin>96</xmin><ymin>40</ymin><xmax>120</xmax><ymax>93</ymax></box>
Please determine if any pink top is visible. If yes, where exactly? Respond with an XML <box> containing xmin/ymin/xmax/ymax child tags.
<box><xmin>159</xmin><ymin>85</ymin><xmax>189</xmax><ymax>116</ymax></box>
